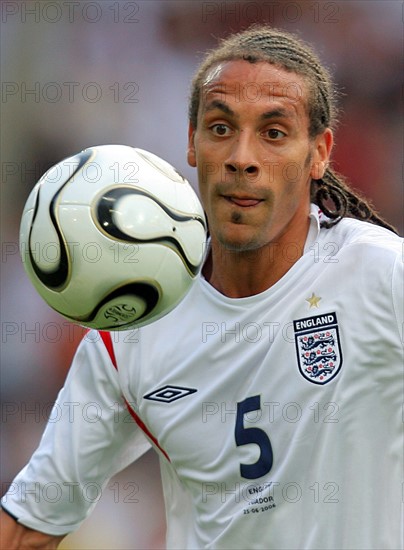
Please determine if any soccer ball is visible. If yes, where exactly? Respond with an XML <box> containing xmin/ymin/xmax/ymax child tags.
<box><xmin>19</xmin><ymin>145</ymin><xmax>207</xmax><ymax>330</ymax></box>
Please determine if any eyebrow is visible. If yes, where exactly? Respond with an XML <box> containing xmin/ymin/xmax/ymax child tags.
<box><xmin>203</xmin><ymin>99</ymin><xmax>236</xmax><ymax>117</ymax></box>
<box><xmin>260</xmin><ymin>108</ymin><xmax>289</xmax><ymax>121</ymax></box>
<box><xmin>203</xmin><ymin>100</ymin><xmax>291</xmax><ymax>122</ymax></box>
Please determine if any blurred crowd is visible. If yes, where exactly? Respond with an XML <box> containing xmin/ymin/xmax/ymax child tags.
<box><xmin>1</xmin><ymin>1</ymin><xmax>402</xmax><ymax>548</ymax></box>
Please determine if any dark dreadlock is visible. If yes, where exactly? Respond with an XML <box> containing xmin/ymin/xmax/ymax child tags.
<box><xmin>189</xmin><ymin>26</ymin><xmax>398</xmax><ymax>234</ymax></box>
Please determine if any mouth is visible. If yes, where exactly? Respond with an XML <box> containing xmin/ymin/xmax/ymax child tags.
<box><xmin>224</xmin><ymin>195</ymin><xmax>264</xmax><ymax>208</ymax></box>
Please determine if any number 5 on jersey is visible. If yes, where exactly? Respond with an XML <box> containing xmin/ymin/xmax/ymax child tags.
<box><xmin>235</xmin><ymin>395</ymin><xmax>273</xmax><ymax>480</ymax></box>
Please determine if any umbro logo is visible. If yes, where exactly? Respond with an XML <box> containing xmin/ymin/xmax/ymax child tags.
<box><xmin>143</xmin><ymin>385</ymin><xmax>197</xmax><ymax>403</ymax></box>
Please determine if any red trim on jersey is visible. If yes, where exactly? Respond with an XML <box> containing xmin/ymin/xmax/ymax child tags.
<box><xmin>98</xmin><ymin>331</ymin><xmax>170</xmax><ymax>462</ymax></box>
<box><xmin>99</xmin><ymin>331</ymin><xmax>118</xmax><ymax>368</ymax></box>
<box><xmin>123</xmin><ymin>397</ymin><xmax>170</xmax><ymax>461</ymax></box>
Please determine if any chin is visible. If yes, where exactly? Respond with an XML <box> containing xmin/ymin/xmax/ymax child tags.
<box><xmin>218</xmin><ymin>233</ymin><xmax>264</xmax><ymax>253</ymax></box>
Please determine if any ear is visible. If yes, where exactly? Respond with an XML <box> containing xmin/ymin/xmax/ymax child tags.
<box><xmin>310</xmin><ymin>128</ymin><xmax>333</xmax><ymax>180</ymax></box>
<box><xmin>187</xmin><ymin>123</ymin><xmax>197</xmax><ymax>167</ymax></box>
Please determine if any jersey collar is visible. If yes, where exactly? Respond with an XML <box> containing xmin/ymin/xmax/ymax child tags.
<box><xmin>304</xmin><ymin>204</ymin><xmax>323</xmax><ymax>254</ymax></box>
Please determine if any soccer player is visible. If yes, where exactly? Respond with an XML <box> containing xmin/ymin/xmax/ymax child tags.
<box><xmin>1</xmin><ymin>26</ymin><xmax>403</xmax><ymax>549</ymax></box>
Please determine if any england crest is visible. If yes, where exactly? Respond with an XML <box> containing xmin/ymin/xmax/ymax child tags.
<box><xmin>294</xmin><ymin>312</ymin><xmax>343</xmax><ymax>384</ymax></box>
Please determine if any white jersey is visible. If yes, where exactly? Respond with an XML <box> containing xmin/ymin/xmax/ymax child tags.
<box><xmin>2</xmin><ymin>206</ymin><xmax>403</xmax><ymax>549</ymax></box>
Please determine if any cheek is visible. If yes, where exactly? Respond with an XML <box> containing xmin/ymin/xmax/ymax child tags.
<box><xmin>196</xmin><ymin>174</ymin><xmax>211</xmax><ymax>213</ymax></box>
<box><xmin>282</xmin><ymin>163</ymin><xmax>305</xmax><ymax>185</ymax></box>
<box><xmin>283</xmin><ymin>150</ymin><xmax>313</xmax><ymax>195</ymax></box>
<box><xmin>272</xmin><ymin>165</ymin><xmax>311</xmax><ymax>217</ymax></box>
<box><xmin>283</xmin><ymin>146</ymin><xmax>312</xmax><ymax>179</ymax></box>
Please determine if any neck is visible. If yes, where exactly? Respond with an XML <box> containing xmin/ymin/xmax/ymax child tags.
<box><xmin>203</xmin><ymin>219</ymin><xmax>311</xmax><ymax>298</ymax></box>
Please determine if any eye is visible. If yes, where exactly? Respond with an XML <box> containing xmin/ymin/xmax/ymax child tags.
<box><xmin>265</xmin><ymin>128</ymin><xmax>286</xmax><ymax>140</ymax></box>
<box><xmin>210</xmin><ymin>124</ymin><xmax>231</xmax><ymax>136</ymax></box>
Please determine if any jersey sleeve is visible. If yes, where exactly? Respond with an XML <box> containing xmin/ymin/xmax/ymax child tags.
<box><xmin>1</xmin><ymin>330</ymin><xmax>151</xmax><ymax>536</ymax></box>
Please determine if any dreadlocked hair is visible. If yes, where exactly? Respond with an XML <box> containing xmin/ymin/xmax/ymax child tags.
<box><xmin>189</xmin><ymin>25</ymin><xmax>398</xmax><ymax>234</ymax></box>
<box><xmin>312</xmin><ymin>170</ymin><xmax>397</xmax><ymax>232</ymax></box>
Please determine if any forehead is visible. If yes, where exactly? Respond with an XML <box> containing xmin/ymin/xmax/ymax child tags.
<box><xmin>200</xmin><ymin>59</ymin><xmax>309</xmax><ymax>114</ymax></box>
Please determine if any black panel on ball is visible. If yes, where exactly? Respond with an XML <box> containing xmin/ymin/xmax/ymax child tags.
<box><xmin>96</xmin><ymin>186</ymin><xmax>205</xmax><ymax>275</ymax></box>
<box><xmin>76</xmin><ymin>282</ymin><xmax>160</xmax><ymax>329</ymax></box>
<box><xmin>28</xmin><ymin>149</ymin><xmax>93</xmax><ymax>290</ymax></box>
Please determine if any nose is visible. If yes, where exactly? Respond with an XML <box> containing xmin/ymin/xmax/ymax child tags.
<box><xmin>224</xmin><ymin>132</ymin><xmax>260</xmax><ymax>178</ymax></box>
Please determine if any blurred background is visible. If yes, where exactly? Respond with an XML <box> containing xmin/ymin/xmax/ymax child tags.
<box><xmin>1</xmin><ymin>1</ymin><xmax>402</xmax><ymax>548</ymax></box>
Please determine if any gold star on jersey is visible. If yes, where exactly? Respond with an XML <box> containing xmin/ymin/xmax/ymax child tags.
<box><xmin>306</xmin><ymin>292</ymin><xmax>321</xmax><ymax>308</ymax></box>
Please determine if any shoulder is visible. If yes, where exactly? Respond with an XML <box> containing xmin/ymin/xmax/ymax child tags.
<box><xmin>319</xmin><ymin>219</ymin><xmax>403</xmax><ymax>331</ymax></box>
<box><xmin>318</xmin><ymin>218</ymin><xmax>402</xmax><ymax>263</ymax></box>
<box><xmin>111</xmin><ymin>279</ymin><xmax>210</xmax><ymax>350</ymax></box>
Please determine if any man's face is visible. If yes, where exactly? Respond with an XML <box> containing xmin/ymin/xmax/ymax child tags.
<box><xmin>187</xmin><ymin>60</ymin><xmax>332</xmax><ymax>253</ymax></box>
